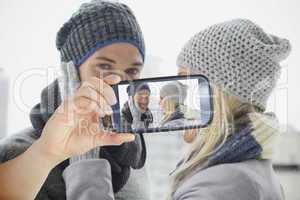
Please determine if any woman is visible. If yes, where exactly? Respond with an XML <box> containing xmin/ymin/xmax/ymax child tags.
<box><xmin>69</xmin><ymin>18</ymin><xmax>291</xmax><ymax>200</ymax></box>
<box><xmin>159</xmin><ymin>81</ymin><xmax>189</xmax><ymax>127</ymax></box>
<box><xmin>0</xmin><ymin>0</ymin><xmax>150</xmax><ymax>199</ymax></box>
<box><xmin>169</xmin><ymin>18</ymin><xmax>290</xmax><ymax>200</ymax></box>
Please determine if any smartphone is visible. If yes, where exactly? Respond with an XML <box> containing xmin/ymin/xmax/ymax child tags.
<box><xmin>111</xmin><ymin>75</ymin><xmax>213</xmax><ymax>134</ymax></box>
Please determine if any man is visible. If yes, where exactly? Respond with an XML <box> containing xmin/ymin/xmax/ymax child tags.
<box><xmin>0</xmin><ymin>1</ymin><xmax>150</xmax><ymax>199</ymax></box>
<box><xmin>121</xmin><ymin>83</ymin><xmax>153</xmax><ymax>132</ymax></box>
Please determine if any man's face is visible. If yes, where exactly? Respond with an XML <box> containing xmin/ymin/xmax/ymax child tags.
<box><xmin>79</xmin><ymin>43</ymin><xmax>143</xmax><ymax>81</ymax></box>
<box><xmin>134</xmin><ymin>89</ymin><xmax>150</xmax><ymax>113</ymax></box>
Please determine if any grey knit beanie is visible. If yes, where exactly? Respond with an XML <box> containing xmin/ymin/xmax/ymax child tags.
<box><xmin>160</xmin><ymin>81</ymin><xmax>188</xmax><ymax>105</ymax></box>
<box><xmin>177</xmin><ymin>19</ymin><xmax>291</xmax><ymax>110</ymax></box>
<box><xmin>56</xmin><ymin>0</ymin><xmax>145</xmax><ymax>67</ymax></box>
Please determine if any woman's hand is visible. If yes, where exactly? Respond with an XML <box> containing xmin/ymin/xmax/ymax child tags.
<box><xmin>36</xmin><ymin>75</ymin><xmax>135</xmax><ymax>165</ymax></box>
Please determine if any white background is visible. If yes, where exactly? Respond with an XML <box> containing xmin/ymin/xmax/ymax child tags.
<box><xmin>0</xmin><ymin>0</ymin><xmax>299</xmax><ymax>134</ymax></box>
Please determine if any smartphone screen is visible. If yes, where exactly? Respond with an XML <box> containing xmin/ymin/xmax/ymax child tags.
<box><xmin>110</xmin><ymin>75</ymin><xmax>213</xmax><ymax>134</ymax></box>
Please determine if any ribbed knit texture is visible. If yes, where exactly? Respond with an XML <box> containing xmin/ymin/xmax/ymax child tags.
<box><xmin>56</xmin><ymin>0</ymin><xmax>145</xmax><ymax>67</ymax></box>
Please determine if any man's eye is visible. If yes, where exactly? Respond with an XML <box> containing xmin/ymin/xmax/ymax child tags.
<box><xmin>126</xmin><ymin>68</ymin><xmax>140</xmax><ymax>76</ymax></box>
<box><xmin>97</xmin><ymin>64</ymin><xmax>111</xmax><ymax>70</ymax></box>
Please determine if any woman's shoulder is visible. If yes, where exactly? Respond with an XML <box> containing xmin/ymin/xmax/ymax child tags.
<box><xmin>174</xmin><ymin>159</ymin><xmax>283</xmax><ymax>200</ymax></box>
<box><xmin>202</xmin><ymin>159</ymin><xmax>274</xmax><ymax>183</ymax></box>
<box><xmin>203</xmin><ymin>159</ymin><xmax>272</xmax><ymax>176</ymax></box>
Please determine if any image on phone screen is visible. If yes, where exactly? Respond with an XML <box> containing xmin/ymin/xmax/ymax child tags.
<box><xmin>111</xmin><ymin>75</ymin><xmax>213</xmax><ymax>134</ymax></box>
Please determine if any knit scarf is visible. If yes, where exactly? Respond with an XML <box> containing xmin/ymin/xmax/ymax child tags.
<box><xmin>207</xmin><ymin>112</ymin><xmax>279</xmax><ymax>167</ymax></box>
<box><xmin>172</xmin><ymin>111</ymin><xmax>279</xmax><ymax>174</ymax></box>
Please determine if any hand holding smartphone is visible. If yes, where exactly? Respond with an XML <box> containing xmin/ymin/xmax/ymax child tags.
<box><xmin>38</xmin><ymin>62</ymin><xmax>135</xmax><ymax>161</ymax></box>
<box><xmin>58</xmin><ymin>62</ymin><xmax>213</xmax><ymax>135</ymax></box>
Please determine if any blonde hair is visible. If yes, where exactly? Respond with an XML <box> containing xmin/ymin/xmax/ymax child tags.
<box><xmin>166</xmin><ymin>85</ymin><xmax>260</xmax><ymax>199</ymax></box>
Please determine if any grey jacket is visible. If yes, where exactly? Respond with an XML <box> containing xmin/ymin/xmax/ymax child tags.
<box><xmin>174</xmin><ymin>159</ymin><xmax>284</xmax><ymax>200</ymax></box>
<box><xmin>0</xmin><ymin>127</ymin><xmax>150</xmax><ymax>200</ymax></box>
<box><xmin>63</xmin><ymin>159</ymin><xmax>284</xmax><ymax>200</ymax></box>
<box><xmin>63</xmin><ymin>159</ymin><xmax>150</xmax><ymax>200</ymax></box>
